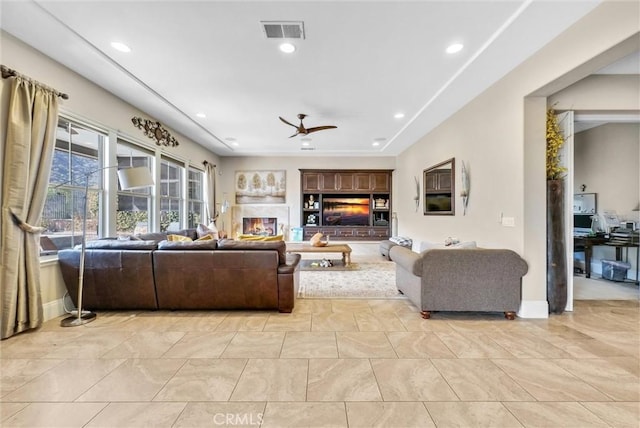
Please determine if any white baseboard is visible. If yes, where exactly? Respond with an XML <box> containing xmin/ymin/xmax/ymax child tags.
<box><xmin>43</xmin><ymin>298</ymin><xmax>66</xmax><ymax>321</ymax></box>
<box><xmin>518</xmin><ymin>300</ymin><xmax>549</xmax><ymax>318</ymax></box>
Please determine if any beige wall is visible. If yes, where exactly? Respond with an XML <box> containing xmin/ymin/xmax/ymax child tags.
<box><xmin>395</xmin><ymin>2</ymin><xmax>639</xmax><ymax>317</ymax></box>
<box><xmin>549</xmin><ymin>74</ymin><xmax>640</xmax><ymax>110</ymax></box>
<box><xmin>574</xmin><ymin>123</ymin><xmax>639</xmax><ymax>218</ymax></box>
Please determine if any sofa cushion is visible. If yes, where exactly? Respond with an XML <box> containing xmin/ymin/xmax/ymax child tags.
<box><xmin>134</xmin><ymin>232</ymin><xmax>168</xmax><ymax>242</ymax></box>
<box><xmin>157</xmin><ymin>239</ymin><xmax>218</xmax><ymax>250</ymax></box>
<box><xmin>217</xmin><ymin>239</ymin><xmax>287</xmax><ymax>265</ymax></box>
<box><xmin>84</xmin><ymin>240</ymin><xmax>158</xmax><ymax>250</ymax></box>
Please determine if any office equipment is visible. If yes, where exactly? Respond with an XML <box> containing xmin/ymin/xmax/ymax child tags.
<box><xmin>573</xmin><ymin>214</ymin><xmax>593</xmax><ymax>235</ymax></box>
<box><xmin>601</xmin><ymin>211</ymin><xmax>621</xmax><ymax>233</ymax></box>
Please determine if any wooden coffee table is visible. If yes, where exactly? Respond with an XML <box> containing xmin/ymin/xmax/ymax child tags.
<box><xmin>286</xmin><ymin>243</ymin><xmax>352</xmax><ymax>266</ymax></box>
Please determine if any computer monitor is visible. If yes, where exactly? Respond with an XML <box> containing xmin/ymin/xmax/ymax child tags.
<box><xmin>574</xmin><ymin>214</ymin><xmax>592</xmax><ymax>233</ymax></box>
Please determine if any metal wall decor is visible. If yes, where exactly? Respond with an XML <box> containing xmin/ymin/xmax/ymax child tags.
<box><xmin>131</xmin><ymin>116</ymin><xmax>179</xmax><ymax>147</ymax></box>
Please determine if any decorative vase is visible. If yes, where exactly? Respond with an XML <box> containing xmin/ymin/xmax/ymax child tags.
<box><xmin>547</xmin><ymin>179</ymin><xmax>567</xmax><ymax>314</ymax></box>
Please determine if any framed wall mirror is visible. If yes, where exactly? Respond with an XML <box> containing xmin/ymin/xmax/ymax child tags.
<box><xmin>424</xmin><ymin>157</ymin><xmax>455</xmax><ymax>215</ymax></box>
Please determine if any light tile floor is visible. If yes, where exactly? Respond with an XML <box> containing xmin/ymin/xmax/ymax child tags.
<box><xmin>0</xmin><ymin>243</ymin><xmax>638</xmax><ymax>427</ymax></box>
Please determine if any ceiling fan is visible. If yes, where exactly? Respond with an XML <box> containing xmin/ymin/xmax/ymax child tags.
<box><xmin>279</xmin><ymin>114</ymin><xmax>337</xmax><ymax>138</ymax></box>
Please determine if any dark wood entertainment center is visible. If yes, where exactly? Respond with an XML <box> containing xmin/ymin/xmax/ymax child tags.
<box><xmin>299</xmin><ymin>169</ymin><xmax>393</xmax><ymax>241</ymax></box>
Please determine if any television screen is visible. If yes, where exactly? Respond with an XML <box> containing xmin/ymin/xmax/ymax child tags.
<box><xmin>323</xmin><ymin>197</ymin><xmax>370</xmax><ymax>226</ymax></box>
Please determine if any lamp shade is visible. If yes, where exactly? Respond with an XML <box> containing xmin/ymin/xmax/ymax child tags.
<box><xmin>117</xmin><ymin>166</ymin><xmax>154</xmax><ymax>190</ymax></box>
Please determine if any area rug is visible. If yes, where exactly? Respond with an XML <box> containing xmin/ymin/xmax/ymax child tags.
<box><xmin>298</xmin><ymin>261</ymin><xmax>405</xmax><ymax>299</ymax></box>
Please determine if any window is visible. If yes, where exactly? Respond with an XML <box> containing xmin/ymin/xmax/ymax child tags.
<box><xmin>160</xmin><ymin>157</ymin><xmax>184</xmax><ymax>231</ymax></box>
<box><xmin>116</xmin><ymin>140</ymin><xmax>153</xmax><ymax>235</ymax></box>
<box><xmin>41</xmin><ymin>118</ymin><xmax>105</xmax><ymax>252</ymax></box>
<box><xmin>187</xmin><ymin>168</ymin><xmax>204</xmax><ymax>228</ymax></box>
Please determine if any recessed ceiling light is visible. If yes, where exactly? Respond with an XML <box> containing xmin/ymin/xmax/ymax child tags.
<box><xmin>279</xmin><ymin>42</ymin><xmax>296</xmax><ymax>53</ymax></box>
<box><xmin>446</xmin><ymin>43</ymin><xmax>464</xmax><ymax>54</ymax></box>
<box><xmin>373</xmin><ymin>138</ymin><xmax>386</xmax><ymax>147</ymax></box>
<box><xmin>231</xmin><ymin>142</ymin><xmax>239</xmax><ymax>146</ymax></box>
<box><xmin>196</xmin><ymin>113</ymin><xmax>206</xmax><ymax>118</ymax></box>
<box><xmin>394</xmin><ymin>113</ymin><xmax>405</xmax><ymax>119</ymax></box>
<box><xmin>110</xmin><ymin>41</ymin><xmax>131</xmax><ymax>53</ymax></box>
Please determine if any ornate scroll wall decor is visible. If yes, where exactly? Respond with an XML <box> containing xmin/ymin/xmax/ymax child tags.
<box><xmin>131</xmin><ymin>117</ymin><xmax>179</xmax><ymax>147</ymax></box>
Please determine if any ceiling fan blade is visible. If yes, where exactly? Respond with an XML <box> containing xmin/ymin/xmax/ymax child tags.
<box><xmin>289</xmin><ymin>131</ymin><xmax>300</xmax><ymax>138</ymax></box>
<box><xmin>279</xmin><ymin>116</ymin><xmax>297</xmax><ymax>128</ymax></box>
<box><xmin>306</xmin><ymin>125</ymin><xmax>337</xmax><ymax>134</ymax></box>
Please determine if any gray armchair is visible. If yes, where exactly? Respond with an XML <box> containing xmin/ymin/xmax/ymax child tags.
<box><xmin>390</xmin><ymin>246</ymin><xmax>529</xmax><ymax>319</ymax></box>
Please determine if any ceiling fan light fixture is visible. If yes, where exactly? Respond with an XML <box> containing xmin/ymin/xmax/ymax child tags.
<box><xmin>446</xmin><ymin>43</ymin><xmax>464</xmax><ymax>54</ymax></box>
<box><xmin>279</xmin><ymin>42</ymin><xmax>296</xmax><ymax>53</ymax></box>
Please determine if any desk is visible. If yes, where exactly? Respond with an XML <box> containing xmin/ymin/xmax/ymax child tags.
<box><xmin>574</xmin><ymin>234</ymin><xmax>639</xmax><ymax>284</ymax></box>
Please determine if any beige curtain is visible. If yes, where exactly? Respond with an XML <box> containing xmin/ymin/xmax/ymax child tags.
<box><xmin>203</xmin><ymin>162</ymin><xmax>216</xmax><ymax>224</ymax></box>
<box><xmin>1</xmin><ymin>76</ymin><xmax>59</xmax><ymax>339</ymax></box>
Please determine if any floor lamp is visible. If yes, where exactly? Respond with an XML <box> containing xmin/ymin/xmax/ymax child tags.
<box><xmin>60</xmin><ymin>165</ymin><xmax>154</xmax><ymax>327</ymax></box>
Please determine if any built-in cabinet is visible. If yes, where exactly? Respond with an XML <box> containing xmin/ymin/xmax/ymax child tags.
<box><xmin>300</xmin><ymin>169</ymin><xmax>393</xmax><ymax>240</ymax></box>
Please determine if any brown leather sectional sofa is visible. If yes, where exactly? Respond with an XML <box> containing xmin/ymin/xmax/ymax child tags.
<box><xmin>57</xmin><ymin>237</ymin><xmax>301</xmax><ymax>313</ymax></box>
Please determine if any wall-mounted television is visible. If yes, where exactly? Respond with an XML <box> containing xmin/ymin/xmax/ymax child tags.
<box><xmin>322</xmin><ymin>197</ymin><xmax>370</xmax><ymax>226</ymax></box>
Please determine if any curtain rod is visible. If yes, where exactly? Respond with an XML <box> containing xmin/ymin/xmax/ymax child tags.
<box><xmin>202</xmin><ymin>160</ymin><xmax>216</xmax><ymax>167</ymax></box>
<box><xmin>1</xmin><ymin>65</ymin><xmax>69</xmax><ymax>100</ymax></box>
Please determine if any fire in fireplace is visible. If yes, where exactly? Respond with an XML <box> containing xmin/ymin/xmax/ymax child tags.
<box><xmin>243</xmin><ymin>217</ymin><xmax>277</xmax><ymax>236</ymax></box>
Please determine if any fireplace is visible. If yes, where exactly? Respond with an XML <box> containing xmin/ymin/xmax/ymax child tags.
<box><xmin>243</xmin><ymin>217</ymin><xmax>277</xmax><ymax>236</ymax></box>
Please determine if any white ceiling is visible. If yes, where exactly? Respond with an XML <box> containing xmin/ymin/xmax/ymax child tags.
<box><xmin>1</xmin><ymin>0</ymin><xmax>609</xmax><ymax>157</ymax></box>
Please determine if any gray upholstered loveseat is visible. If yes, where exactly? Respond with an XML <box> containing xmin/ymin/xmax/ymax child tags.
<box><xmin>389</xmin><ymin>245</ymin><xmax>528</xmax><ymax>319</ymax></box>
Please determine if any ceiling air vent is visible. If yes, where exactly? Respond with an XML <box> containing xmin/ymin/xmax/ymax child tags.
<box><xmin>261</xmin><ymin>21</ymin><xmax>305</xmax><ymax>39</ymax></box>
<box><xmin>300</xmin><ymin>147</ymin><xmax>316</xmax><ymax>151</ymax></box>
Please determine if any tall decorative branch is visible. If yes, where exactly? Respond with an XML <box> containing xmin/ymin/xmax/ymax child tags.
<box><xmin>131</xmin><ymin>117</ymin><xmax>179</xmax><ymax>147</ymax></box>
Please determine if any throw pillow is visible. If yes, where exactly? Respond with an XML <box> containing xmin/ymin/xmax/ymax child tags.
<box><xmin>195</xmin><ymin>234</ymin><xmax>213</xmax><ymax>241</ymax></box>
<box><xmin>197</xmin><ymin>223</ymin><xmax>218</xmax><ymax>239</ymax></box>
<box><xmin>167</xmin><ymin>234</ymin><xmax>193</xmax><ymax>242</ymax></box>
<box><xmin>237</xmin><ymin>234</ymin><xmax>283</xmax><ymax>241</ymax></box>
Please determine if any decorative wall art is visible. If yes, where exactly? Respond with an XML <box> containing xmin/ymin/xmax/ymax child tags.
<box><xmin>460</xmin><ymin>160</ymin><xmax>470</xmax><ymax>215</ymax></box>
<box><xmin>235</xmin><ymin>170</ymin><xmax>286</xmax><ymax>204</ymax></box>
<box><xmin>131</xmin><ymin>117</ymin><xmax>179</xmax><ymax>147</ymax></box>
<box><xmin>414</xmin><ymin>176</ymin><xmax>420</xmax><ymax>212</ymax></box>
